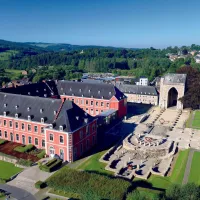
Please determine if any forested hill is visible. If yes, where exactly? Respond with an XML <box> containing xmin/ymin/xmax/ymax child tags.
<box><xmin>1</xmin><ymin>39</ymin><xmax>200</xmax><ymax>84</ymax></box>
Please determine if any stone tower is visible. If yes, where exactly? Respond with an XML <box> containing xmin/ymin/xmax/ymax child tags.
<box><xmin>159</xmin><ymin>73</ymin><xmax>186</xmax><ymax>109</ymax></box>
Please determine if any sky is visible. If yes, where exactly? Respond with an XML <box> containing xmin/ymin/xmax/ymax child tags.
<box><xmin>0</xmin><ymin>0</ymin><xmax>200</xmax><ymax>48</ymax></box>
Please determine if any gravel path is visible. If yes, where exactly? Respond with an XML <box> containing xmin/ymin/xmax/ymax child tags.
<box><xmin>182</xmin><ymin>149</ymin><xmax>195</xmax><ymax>184</ymax></box>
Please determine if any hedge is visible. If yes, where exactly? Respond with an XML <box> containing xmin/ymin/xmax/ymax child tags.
<box><xmin>37</xmin><ymin>150</ymin><xmax>46</xmax><ymax>159</ymax></box>
<box><xmin>47</xmin><ymin>167</ymin><xmax>131</xmax><ymax>200</ymax></box>
<box><xmin>39</xmin><ymin>158</ymin><xmax>62</xmax><ymax>172</ymax></box>
<box><xmin>35</xmin><ymin>180</ymin><xmax>47</xmax><ymax>189</ymax></box>
<box><xmin>14</xmin><ymin>144</ymin><xmax>34</xmax><ymax>153</ymax></box>
<box><xmin>16</xmin><ymin>158</ymin><xmax>33</xmax><ymax>167</ymax></box>
<box><xmin>0</xmin><ymin>139</ymin><xmax>6</xmax><ymax>145</ymax></box>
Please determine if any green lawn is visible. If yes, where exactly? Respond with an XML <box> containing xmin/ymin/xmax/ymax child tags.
<box><xmin>188</xmin><ymin>151</ymin><xmax>200</xmax><ymax>184</ymax></box>
<box><xmin>192</xmin><ymin>111</ymin><xmax>200</xmax><ymax>129</ymax></box>
<box><xmin>0</xmin><ymin>160</ymin><xmax>22</xmax><ymax>180</ymax></box>
<box><xmin>77</xmin><ymin>150</ymin><xmax>114</xmax><ymax>176</ymax></box>
<box><xmin>5</xmin><ymin>69</ymin><xmax>23</xmax><ymax>80</ymax></box>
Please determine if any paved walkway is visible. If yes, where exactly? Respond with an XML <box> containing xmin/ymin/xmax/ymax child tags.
<box><xmin>0</xmin><ymin>184</ymin><xmax>36</xmax><ymax>200</ymax></box>
<box><xmin>7</xmin><ymin>164</ymin><xmax>53</xmax><ymax>195</ymax></box>
<box><xmin>189</xmin><ymin>111</ymin><xmax>195</xmax><ymax>128</ymax></box>
<box><xmin>182</xmin><ymin>149</ymin><xmax>195</xmax><ymax>184</ymax></box>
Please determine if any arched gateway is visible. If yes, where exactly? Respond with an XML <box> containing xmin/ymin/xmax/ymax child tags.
<box><xmin>159</xmin><ymin>74</ymin><xmax>186</xmax><ymax>109</ymax></box>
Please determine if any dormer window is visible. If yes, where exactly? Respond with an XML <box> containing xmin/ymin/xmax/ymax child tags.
<box><xmin>72</xmin><ymin>93</ymin><xmax>74</xmax><ymax>96</ymax></box>
<box><xmin>63</xmin><ymin>92</ymin><xmax>66</xmax><ymax>95</ymax></box>
<box><xmin>3</xmin><ymin>111</ymin><xmax>6</xmax><ymax>116</ymax></box>
<box><xmin>15</xmin><ymin>105</ymin><xmax>18</xmax><ymax>109</ymax></box>
<box><xmin>44</xmin><ymin>94</ymin><xmax>47</xmax><ymax>98</ymax></box>
<box><xmin>41</xmin><ymin>118</ymin><xmax>44</xmax><ymax>123</ymax></box>
<box><xmin>91</xmin><ymin>95</ymin><xmax>93</xmax><ymax>98</ymax></box>
<box><xmin>27</xmin><ymin>107</ymin><xmax>31</xmax><ymax>111</ymax></box>
<box><xmin>28</xmin><ymin>92</ymin><xmax>31</xmax><ymax>95</ymax></box>
<box><xmin>79</xmin><ymin>89</ymin><xmax>82</xmax><ymax>92</ymax></box>
<box><xmin>61</xmin><ymin>87</ymin><xmax>63</xmax><ymax>91</ymax></box>
<box><xmin>89</xmin><ymin>89</ymin><xmax>91</xmax><ymax>93</ymax></box>
<box><xmin>49</xmin><ymin>124</ymin><xmax>53</xmax><ymax>129</ymax></box>
<box><xmin>28</xmin><ymin>115</ymin><xmax>31</xmax><ymax>121</ymax></box>
<box><xmin>98</xmin><ymin>91</ymin><xmax>100</xmax><ymax>94</ymax></box>
<box><xmin>102</xmin><ymin>96</ymin><xmax>104</xmax><ymax>99</ymax></box>
<box><xmin>36</xmin><ymin>90</ymin><xmax>39</xmax><ymax>93</ymax></box>
<box><xmin>44</xmin><ymin>88</ymin><xmax>46</xmax><ymax>91</ymax></box>
<box><xmin>15</xmin><ymin>113</ymin><xmax>18</xmax><ymax>118</ymax></box>
<box><xmin>4</xmin><ymin>104</ymin><xmax>7</xmax><ymax>108</ymax></box>
<box><xmin>54</xmin><ymin>111</ymin><xmax>57</xmax><ymax>115</ymax></box>
<box><xmin>40</xmin><ymin>109</ymin><xmax>43</xmax><ymax>113</ymax></box>
<box><xmin>109</xmin><ymin>92</ymin><xmax>111</xmax><ymax>95</ymax></box>
<box><xmin>82</xmin><ymin>94</ymin><xmax>84</xmax><ymax>97</ymax></box>
<box><xmin>59</xmin><ymin>126</ymin><xmax>63</xmax><ymax>131</ymax></box>
<box><xmin>70</xmin><ymin>88</ymin><xmax>72</xmax><ymax>91</ymax></box>
<box><xmin>76</xmin><ymin>116</ymin><xmax>79</xmax><ymax>120</ymax></box>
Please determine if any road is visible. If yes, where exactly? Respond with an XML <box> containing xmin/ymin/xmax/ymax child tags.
<box><xmin>0</xmin><ymin>184</ymin><xmax>36</xmax><ymax>200</ymax></box>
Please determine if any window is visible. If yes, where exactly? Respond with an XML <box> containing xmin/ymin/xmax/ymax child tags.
<box><xmin>49</xmin><ymin>133</ymin><xmax>54</xmax><ymax>141</ymax></box>
<box><xmin>0</xmin><ymin>130</ymin><xmax>1</xmax><ymax>137</ymax></box>
<box><xmin>86</xmin><ymin>139</ymin><xmax>90</xmax><ymax>149</ymax></box>
<box><xmin>96</xmin><ymin>102</ymin><xmax>98</xmax><ymax>106</ymax></box>
<box><xmin>3</xmin><ymin>120</ymin><xmax>6</xmax><ymax>126</ymax></box>
<box><xmin>4</xmin><ymin>131</ymin><xmax>7</xmax><ymax>138</ymax></box>
<box><xmin>76</xmin><ymin>99</ymin><xmax>79</xmax><ymax>104</ymax></box>
<box><xmin>80</xmin><ymin>100</ymin><xmax>83</xmax><ymax>105</ymax></box>
<box><xmin>35</xmin><ymin>138</ymin><xmax>38</xmax><ymax>146</ymax></box>
<box><xmin>86</xmin><ymin>100</ymin><xmax>88</xmax><ymax>105</ymax></box>
<box><xmin>80</xmin><ymin>143</ymin><xmax>83</xmax><ymax>154</ymax></box>
<box><xmin>15</xmin><ymin>122</ymin><xmax>18</xmax><ymax>129</ymax></box>
<box><xmin>42</xmin><ymin>139</ymin><xmax>45</xmax><ymax>147</ymax></box>
<box><xmin>34</xmin><ymin>126</ymin><xmax>38</xmax><ymax>133</ymax></box>
<box><xmin>106</xmin><ymin>103</ymin><xmax>109</xmax><ymax>107</ymax></box>
<box><xmin>72</xmin><ymin>99</ymin><xmax>74</xmax><ymax>102</ymax></box>
<box><xmin>28</xmin><ymin>136</ymin><xmax>32</xmax><ymax>144</ymax></box>
<box><xmin>21</xmin><ymin>123</ymin><xmax>25</xmax><ymax>130</ymax></box>
<box><xmin>60</xmin><ymin>136</ymin><xmax>64</xmax><ymax>143</ymax></box>
<box><xmin>80</xmin><ymin>130</ymin><xmax>83</xmax><ymax>139</ymax></box>
<box><xmin>16</xmin><ymin>134</ymin><xmax>19</xmax><ymax>141</ymax></box>
<box><xmin>96</xmin><ymin>110</ymin><xmax>99</xmax><ymax>115</ymax></box>
<box><xmin>92</xmin><ymin>135</ymin><xmax>96</xmax><ymax>145</ymax></box>
<box><xmin>91</xmin><ymin>101</ymin><xmax>93</xmax><ymax>106</ymax></box>
<box><xmin>9</xmin><ymin>121</ymin><xmax>12</xmax><ymax>127</ymax></box>
<box><xmin>101</xmin><ymin>102</ymin><xmax>104</xmax><ymax>107</ymax></box>
<box><xmin>90</xmin><ymin>109</ymin><xmax>94</xmax><ymax>115</ymax></box>
<box><xmin>28</xmin><ymin>124</ymin><xmax>31</xmax><ymax>131</ymax></box>
<box><xmin>41</xmin><ymin>127</ymin><xmax>44</xmax><ymax>134</ymax></box>
<box><xmin>86</xmin><ymin>125</ymin><xmax>89</xmax><ymax>135</ymax></box>
<box><xmin>41</xmin><ymin>118</ymin><xmax>44</xmax><ymax>123</ymax></box>
<box><xmin>22</xmin><ymin>135</ymin><xmax>26</xmax><ymax>144</ymax></box>
<box><xmin>92</xmin><ymin>124</ymin><xmax>96</xmax><ymax>132</ymax></box>
<box><xmin>101</xmin><ymin>110</ymin><xmax>103</xmax><ymax>113</ymax></box>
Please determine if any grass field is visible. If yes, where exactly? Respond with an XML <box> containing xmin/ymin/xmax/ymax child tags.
<box><xmin>77</xmin><ymin>150</ymin><xmax>114</xmax><ymax>175</ymax></box>
<box><xmin>192</xmin><ymin>111</ymin><xmax>200</xmax><ymax>129</ymax></box>
<box><xmin>5</xmin><ymin>69</ymin><xmax>23</xmax><ymax>80</ymax></box>
<box><xmin>78</xmin><ymin>149</ymin><xmax>189</xmax><ymax>190</ymax></box>
<box><xmin>0</xmin><ymin>50</ymin><xmax>19</xmax><ymax>61</ymax></box>
<box><xmin>188</xmin><ymin>151</ymin><xmax>200</xmax><ymax>184</ymax></box>
<box><xmin>0</xmin><ymin>160</ymin><xmax>22</xmax><ymax>180</ymax></box>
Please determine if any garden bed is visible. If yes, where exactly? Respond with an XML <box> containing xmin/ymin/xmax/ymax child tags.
<box><xmin>0</xmin><ymin>141</ymin><xmax>44</xmax><ymax>162</ymax></box>
<box><xmin>47</xmin><ymin>167</ymin><xmax>131</xmax><ymax>200</ymax></box>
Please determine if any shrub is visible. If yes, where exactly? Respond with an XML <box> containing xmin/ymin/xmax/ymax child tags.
<box><xmin>14</xmin><ymin>144</ymin><xmax>34</xmax><ymax>153</ymax></box>
<box><xmin>37</xmin><ymin>150</ymin><xmax>46</xmax><ymax>159</ymax></box>
<box><xmin>0</xmin><ymin>139</ymin><xmax>6</xmax><ymax>145</ymax></box>
<box><xmin>47</xmin><ymin>167</ymin><xmax>131</xmax><ymax>200</ymax></box>
<box><xmin>16</xmin><ymin>158</ymin><xmax>33</xmax><ymax>167</ymax></box>
<box><xmin>35</xmin><ymin>181</ymin><xmax>47</xmax><ymax>189</ymax></box>
<box><xmin>0</xmin><ymin>178</ymin><xmax>8</xmax><ymax>184</ymax></box>
<box><xmin>39</xmin><ymin>159</ymin><xmax>62</xmax><ymax>172</ymax></box>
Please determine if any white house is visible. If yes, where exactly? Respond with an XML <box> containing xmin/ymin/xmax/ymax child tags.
<box><xmin>136</xmin><ymin>77</ymin><xmax>149</xmax><ymax>86</ymax></box>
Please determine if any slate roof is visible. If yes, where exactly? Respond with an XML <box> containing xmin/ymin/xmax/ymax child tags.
<box><xmin>1</xmin><ymin>81</ymin><xmax>58</xmax><ymax>98</ymax></box>
<box><xmin>57</xmin><ymin>80</ymin><xmax>126</xmax><ymax>100</ymax></box>
<box><xmin>0</xmin><ymin>92</ymin><xmax>94</xmax><ymax>132</ymax></box>
<box><xmin>116</xmin><ymin>84</ymin><xmax>158</xmax><ymax>96</ymax></box>
<box><xmin>163</xmin><ymin>73</ymin><xmax>187</xmax><ymax>85</ymax></box>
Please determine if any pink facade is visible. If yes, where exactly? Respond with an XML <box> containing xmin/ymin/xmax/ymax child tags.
<box><xmin>0</xmin><ymin>115</ymin><xmax>97</xmax><ymax>162</ymax></box>
<box><xmin>60</xmin><ymin>95</ymin><xmax>127</xmax><ymax>118</ymax></box>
